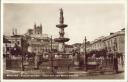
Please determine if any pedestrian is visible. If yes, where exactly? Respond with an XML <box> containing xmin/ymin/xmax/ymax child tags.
<box><xmin>92</xmin><ymin>54</ymin><xmax>96</xmax><ymax>61</ymax></box>
<box><xmin>100</xmin><ymin>56</ymin><xmax>104</xmax><ymax>66</ymax></box>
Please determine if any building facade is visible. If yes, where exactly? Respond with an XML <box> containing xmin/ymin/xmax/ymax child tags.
<box><xmin>4</xmin><ymin>34</ymin><xmax>28</xmax><ymax>55</ymax></box>
<box><xmin>80</xmin><ymin>28</ymin><xmax>125</xmax><ymax>56</ymax></box>
<box><xmin>27</xmin><ymin>24</ymin><xmax>42</xmax><ymax>35</ymax></box>
<box><xmin>89</xmin><ymin>36</ymin><xmax>105</xmax><ymax>52</ymax></box>
<box><xmin>26</xmin><ymin>24</ymin><xmax>59</xmax><ymax>55</ymax></box>
<box><xmin>103</xmin><ymin>29</ymin><xmax>125</xmax><ymax>55</ymax></box>
<box><xmin>3</xmin><ymin>36</ymin><xmax>11</xmax><ymax>57</ymax></box>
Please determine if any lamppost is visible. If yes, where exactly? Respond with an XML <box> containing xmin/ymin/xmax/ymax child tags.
<box><xmin>51</xmin><ymin>36</ymin><xmax>53</xmax><ymax>52</ymax></box>
<box><xmin>21</xmin><ymin>37</ymin><xmax>24</xmax><ymax>71</ymax></box>
<box><xmin>50</xmin><ymin>36</ymin><xmax>54</xmax><ymax>73</ymax></box>
<box><xmin>84</xmin><ymin>36</ymin><xmax>87</xmax><ymax>71</ymax></box>
<box><xmin>113</xmin><ymin>38</ymin><xmax>118</xmax><ymax>73</ymax></box>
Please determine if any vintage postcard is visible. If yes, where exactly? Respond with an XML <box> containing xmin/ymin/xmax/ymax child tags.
<box><xmin>1</xmin><ymin>0</ymin><xmax>127</xmax><ymax>82</ymax></box>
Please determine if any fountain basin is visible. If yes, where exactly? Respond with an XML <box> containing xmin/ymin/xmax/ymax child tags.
<box><xmin>54</xmin><ymin>38</ymin><xmax>70</xmax><ymax>42</ymax></box>
<box><xmin>56</xmin><ymin>24</ymin><xmax>68</xmax><ymax>28</ymax></box>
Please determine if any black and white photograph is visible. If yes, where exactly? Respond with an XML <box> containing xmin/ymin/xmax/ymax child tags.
<box><xmin>1</xmin><ymin>0</ymin><xmax>127</xmax><ymax>81</ymax></box>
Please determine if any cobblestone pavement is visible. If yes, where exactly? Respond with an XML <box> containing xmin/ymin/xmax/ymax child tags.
<box><xmin>3</xmin><ymin>66</ymin><xmax>124</xmax><ymax>79</ymax></box>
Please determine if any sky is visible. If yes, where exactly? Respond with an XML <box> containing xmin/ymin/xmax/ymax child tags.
<box><xmin>3</xmin><ymin>3</ymin><xmax>125</xmax><ymax>44</ymax></box>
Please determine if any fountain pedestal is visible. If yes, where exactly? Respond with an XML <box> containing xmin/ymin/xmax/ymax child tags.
<box><xmin>58</xmin><ymin>43</ymin><xmax>64</xmax><ymax>52</ymax></box>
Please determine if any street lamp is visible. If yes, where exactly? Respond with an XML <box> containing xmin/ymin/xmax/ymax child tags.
<box><xmin>51</xmin><ymin>36</ymin><xmax>53</xmax><ymax>52</ymax></box>
<box><xmin>84</xmin><ymin>36</ymin><xmax>87</xmax><ymax>71</ymax></box>
<box><xmin>21</xmin><ymin>37</ymin><xmax>24</xmax><ymax>71</ymax></box>
<box><xmin>50</xmin><ymin>36</ymin><xmax>54</xmax><ymax>73</ymax></box>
